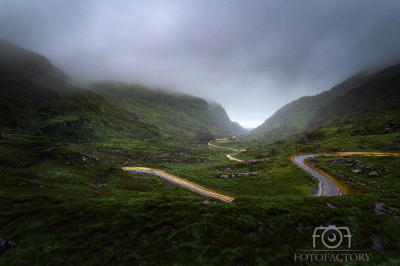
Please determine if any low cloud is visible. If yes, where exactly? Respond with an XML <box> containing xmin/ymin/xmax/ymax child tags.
<box><xmin>1</xmin><ymin>0</ymin><xmax>400</xmax><ymax>127</ymax></box>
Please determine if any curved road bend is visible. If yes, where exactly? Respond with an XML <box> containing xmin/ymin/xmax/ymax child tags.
<box><xmin>292</xmin><ymin>155</ymin><xmax>343</xmax><ymax>197</ymax></box>
<box><xmin>292</xmin><ymin>152</ymin><xmax>400</xmax><ymax>197</ymax></box>
<box><xmin>208</xmin><ymin>140</ymin><xmax>246</xmax><ymax>162</ymax></box>
<box><xmin>122</xmin><ymin>167</ymin><xmax>234</xmax><ymax>203</ymax></box>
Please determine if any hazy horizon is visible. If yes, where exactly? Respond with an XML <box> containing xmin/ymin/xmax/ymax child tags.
<box><xmin>1</xmin><ymin>0</ymin><xmax>400</xmax><ymax>128</ymax></box>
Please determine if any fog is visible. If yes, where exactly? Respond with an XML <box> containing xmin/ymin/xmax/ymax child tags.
<box><xmin>1</xmin><ymin>0</ymin><xmax>400</xmax><ymax>128</ymax></box>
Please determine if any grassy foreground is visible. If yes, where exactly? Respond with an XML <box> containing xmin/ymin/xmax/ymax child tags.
<box><xmin>1</xmin><ymin>136</ymin><xmax>400</xmax><ymax>265</ymax></box>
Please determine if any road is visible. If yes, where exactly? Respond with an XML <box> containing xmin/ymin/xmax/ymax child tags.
<box><xmin>122</xmin><ymin>166</ymin><xmax>234</xmax><ymax>203</ymax></box>
<box><xmin>291</xmin><ymin>152</ymin><xmax>400</xmax><ymax>197</ymax></box>
<box><xmin>123</xmin><ymin>139</ymin><xmax>399</xmax><ymax>201</ymax></box>
<box><xmin>208</xmin><ymin>140</ymin><xmax>246</xmax><ymax>162</ymax></box>
<box><xmin>292</xmin><ymin>154</ymin><xmax>343</xmax><ymax>196</ymax></box>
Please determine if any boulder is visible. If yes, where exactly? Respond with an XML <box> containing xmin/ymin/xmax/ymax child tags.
<box><xmin>0</xmin><ymin>238</ymin><xmax>9</xmax><ymax>257</ymax></box>
<box><xmin>369</xmin><ymin>171</ymin><xmax>380</xmax><ymax>177</ymax></box>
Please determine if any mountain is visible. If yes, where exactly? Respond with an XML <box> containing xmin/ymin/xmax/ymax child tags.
<box><xmin>0</xmin><ymin>39</ymin><xmax>243</xmax><ymax>143</ymax></box>
<box><xmin>207</xmin><ymin>101</ymin><xmax>248</xmax><ymax>137</ymax></box>
<box><xmin>247</xmin><ymin>72</ymin><xmax>372</xmax><ymax>142</ymax></box>
<box><xmin>0</xmin><ymin>38</ymin><xmax>65</xmax><ymax>80</ymax></box>
<box><xmin>89</xmin><ymin>83</ymin><xmax>247</xmax><ymax>141</ymax></box>
<box><xmin>307</xmin><ymin>63</ymin><xmax>400</xmax><ymax>135</ymax></box>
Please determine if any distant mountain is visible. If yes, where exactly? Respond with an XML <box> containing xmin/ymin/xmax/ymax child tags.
<box><xmin>207</xmin><ymin>101</ymin><xmax>248</xmax><ymax>137</ymax></box>
<box><xmin>0</xmin><ymin>39</ymin><xmax>243</xmax><ymax>143</ymax></box>
<box><xmin>247</xmin><ymin>72</ymin><xmax>372</xmax><ymax>142</ymax></box>
<box><xmin>89</xmin><ymin>83</ymin><xmax>247</xmax><ymax>141</ymax></box>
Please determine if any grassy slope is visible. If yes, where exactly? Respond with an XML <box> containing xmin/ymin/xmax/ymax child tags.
<box><xmin>1</xmin><ymin>136</ymin><xmax>400</xmax><ymax>265</ymax></box>
<box><xmin>207</xmin><ymin>101</ymin><xmax>248</xmax><ymax>137</ymax></box>
<box><xmin>89</xmin><ymin>83</ymin><xmax>246</xmax><ymax>141</ymax></box>
<box><xmin>1</xmin><ymin>41</ymin><xmax>399</xmax><ymax>265</ymax></box>
<box><xmin>0</xmin><ymin>68</ymin><xmax>161</xmax><ymax>143</ymax></box>
<box><xmin>248</xmin><ymin>72</ymin><xmax>371</xmax><ymax>142</ymax></box>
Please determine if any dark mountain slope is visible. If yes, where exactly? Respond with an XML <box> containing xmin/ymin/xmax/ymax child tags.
<box><xmin>0</xmin><ymin>39</ymin><xmax>244</xmax><ymax>143</ymax></box>
<box><xmin>0</xmin><ymin>40</ymin><xmax>160</xmax><ymax>142</ymax></box>
<box><xmin>0</xmin><ymin>67</ymin><xmax>160</xmax><ymax>142</ymax></box>
<box><xmin>307</xmin><ymin>64</ymin><xmax>400</xmax><ymax>134</ymax></box>
<box><xmin>207</xmin><ymin>101</ymin><xmax>248</xmax><ymax>137</ymax></box>
<box><xmin>90</xmin><ymin>83</ymin><xmax>247</xmax><ymax>141</ymax></box>
<box><xmin>248</xmin><ymin>73</ymin><xmax>371</xmax><ymax>142</ymax></box>
<box><xmin>0</xmin><ymin>38</ymin><xmax>65</xmax><ymax>80</ymax></box>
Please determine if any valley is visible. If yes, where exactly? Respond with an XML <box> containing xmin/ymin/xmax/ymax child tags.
<box><xmin>0</xmin><ymin>39</ymin><xmax>399</xmax><ymax>265</ymax></box>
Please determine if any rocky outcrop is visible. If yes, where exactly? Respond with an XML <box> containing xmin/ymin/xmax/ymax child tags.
<box><xmin>0</xmin><ymin>237</ymin><xmax>18</xmax><ymax>257</ymax></box>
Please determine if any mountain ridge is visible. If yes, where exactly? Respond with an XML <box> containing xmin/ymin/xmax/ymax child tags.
<box><xmin>0</xmin><ymin>39</ymin><xmax>245</xmax><ymax>142</ymax></box>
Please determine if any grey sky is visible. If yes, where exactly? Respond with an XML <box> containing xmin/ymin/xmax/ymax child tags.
<box><xmin>1</xmin><ymin>0</ymin><xmax>400</xmax><ymax>128</ymax></box>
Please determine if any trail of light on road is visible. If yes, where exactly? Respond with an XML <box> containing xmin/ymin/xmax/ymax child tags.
<box><xmin>291</xmin><ymin>152</ymin><xmax>400</xmax><ymax>197</ymax></box>
<box><xmin>122</xmin><ymin>167</ymin><xmax>234</xmax><ymax>203</ymax></box>
<box><xmin>208</xmin><ymin>140</ymin><xmax>246</xmax><ymax>162</ymax></box>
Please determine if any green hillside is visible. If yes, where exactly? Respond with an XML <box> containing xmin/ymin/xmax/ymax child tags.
<box><xmin>248</xmin><ymin>73</ymin><xmax>371</xmax><ymax>142</ymax></box>
<box><xmin>89</xmin><ymin>83</ymin><xmax>247</xmax><ymax>142</ymax></box>
<box><xmin>1</xmin><ymin>40</ymin><xmax>400</xmax><ymax>265</ymax></box>
<box><xmin>308</xmin><ymin>64</ymin><xmax>400</xmax><ymax>134</ymax></box>
<box><xmin>0</xmin><ymin>40</ymin><xmax>244</xmax><ymax>144</ymax></box>
<box><xmin>239</xmin><ymin>64</ymin><xmax>400</xmax><ymax>159</ymax></box>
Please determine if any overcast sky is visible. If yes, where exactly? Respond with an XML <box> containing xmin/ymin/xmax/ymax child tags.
<box><xmin>1</xmin><ymin>0</ymin><xmax>400</xmax><ymax>128</ymax></box>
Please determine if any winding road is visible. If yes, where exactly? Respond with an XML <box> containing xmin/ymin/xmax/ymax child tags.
<box><xmin>292</xmin><ymin>152</ymin><xmax>400</xmax><ymax>197</ymax></box>
<box><xmin>122</xmin><ymin>139</ymin><xmax>400</xmax><ymax>202</ymax></box>
<box><xmin>292</xmin><ymin>154</ymin><xmax>343</xmax><ymax>197</ymax></box>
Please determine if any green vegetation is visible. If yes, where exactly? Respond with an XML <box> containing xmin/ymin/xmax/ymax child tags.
<box><xmin>1</xmin><ymin>39</ymin><xmax>400</xmax><ymax>265</ymax></box>
<box><xmin>247</xmin><ymin>72</ymin><xmax>371</xmax><ymax>143</ymax></box>
<box><xmin>306</xmin><ymin>155</ymin><xmax>400</xmax><ymax>197</ymax></box>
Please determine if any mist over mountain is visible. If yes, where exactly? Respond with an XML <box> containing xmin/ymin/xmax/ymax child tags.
<box><xmin>0</xmin><ymin>38</ymin><xmax>65</xmax><ymax>80</ymax></box>
<box><xmin>307</xmin><ymin>64</ymin><xmax>400</xmax><ymax>133</ymax></box>
<box><xmin>247</xmin><ymin>72</ymin><xmax>372</xmax><ymax>142</ymax></box>
<box><xmin>0</xmin><ymin>40</ymin><xmax>245</xmax><ymax>142</ymax></box>
<box><xmin>2</xmin><ymin>1</ymin><xmax>400</xmax><ymax>127</ymax></box>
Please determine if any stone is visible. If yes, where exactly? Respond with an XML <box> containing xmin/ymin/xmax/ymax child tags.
<box><xmin>374</xmin><ymin>203</ymin><xmax>386</xmax><ymax>215</ymax></box>
<box><xmin>371</xmin><ymin>234</ymin><xmax>384</xmax><ymax>251</ymax></box>
<box><xmin>258</xmin><ymin>226</ymin><xmax>264</xmax><ymax>234</ymax></box>
<box><xmin>0</xmin><ymin>238</ymin><xmax>9</xmax><ymax>257</ymax></box>
<box><xmin>7</xmin><ymin>241</ymin><xmax>18</xmax><ymax>249</ymax></box>
<box><xmin>244</xmin><ymin>232</ymin><xmax>257</xmax><ymax>239</ymax></box>
<box><xmin>296</xmin><ymin>222</ymin><xmax>314</xmax><ymax>233</ymax></box>
<box><xmin>368</xmin><ymin>171</ymin><xmax>380</xmax><ymax>177</ymax></box>
<box><xmin>327</xmin><ymin>202</ymin><xmax>336</xmax><ymax>209</ymax></box>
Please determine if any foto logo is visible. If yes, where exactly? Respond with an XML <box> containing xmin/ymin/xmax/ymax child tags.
<box><xmin>312</xmin><ymin>225</ymin><xmax>352</xmax><ymax>249</ymax></box>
